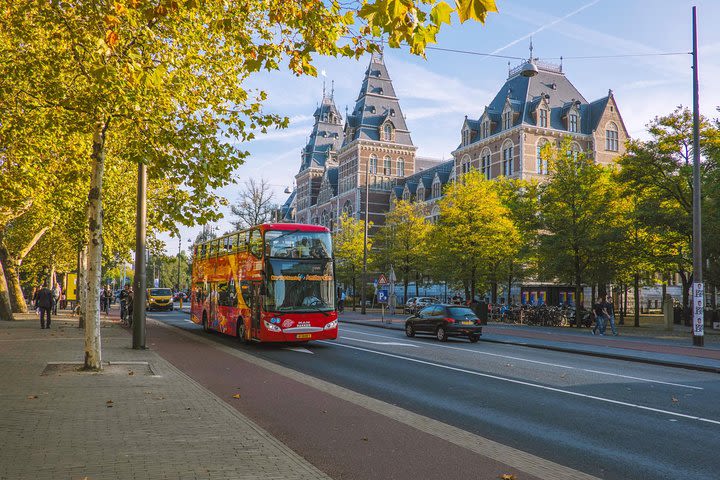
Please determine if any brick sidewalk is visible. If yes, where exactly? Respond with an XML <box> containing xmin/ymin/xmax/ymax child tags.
<box><xmin>0</xmin><ymin>315</ymin><xmax>330</xmax><ymax>480</ymax></box>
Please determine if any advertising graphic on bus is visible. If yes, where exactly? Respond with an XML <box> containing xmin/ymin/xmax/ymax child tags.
<box><xmin>190</xmin><ymin>223</ymin><xmax>338</xmax><ymax>343</ymax></box>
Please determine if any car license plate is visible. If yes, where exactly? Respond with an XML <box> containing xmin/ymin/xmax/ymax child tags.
<box><xmin>461</xmin><ymin>321</ymin><xmax>474</xmax><ymax>325</ymax></box>
<box><xmin>296</xmin><ymin>334</ymin><xmax>312</xmax><ymax>339</ymax></box>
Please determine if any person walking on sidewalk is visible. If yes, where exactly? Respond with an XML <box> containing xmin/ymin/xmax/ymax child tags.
<box><xmin>591</xmin><ymin>295</ymin><xmax>609</xmax><ymax>336</ymax></box>
<box><xmin>35</xmin><ymin>282</ymin><xmax>54</xmax><ymax>329</ymax></box>
<box><xmin>51</xmin><ymin>282</ymin><xmax>61</xmax><ymax>315</ymax></box>
<box><xmin>604</xmin><ymin>296</ymin><xmax>619</xmax><ymax>336</ymax></box>
<box><xmin>119</xmin><ymin>284</ymin><xmax>130</xmax><ymax>324</ymax></box>
<box><xmin>126</xmin><ymin>287</ymin><xmax>135</xmax><ymax>328</ymax></box>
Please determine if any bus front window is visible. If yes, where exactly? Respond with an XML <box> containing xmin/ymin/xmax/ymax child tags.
<box><xmin>265</xmin><ymin>259</ymin><xmax>335</xmax><ymax>313</ymax></box>
<box><xmin>265</xmin><ymin>230</ymin><xmax>332</xmax><ymax>259</ymax></box>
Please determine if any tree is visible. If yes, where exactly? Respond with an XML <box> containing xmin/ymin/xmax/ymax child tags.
<box><xmin>617</xmin><ymin>107</ymin><xmax>720</xmax><ymax>321</ymax></box>
<box><xmin>537</xmin><ymin>138</ymin><xmax>620</xmax><ymax>325</ymax></box>
<box><xmin>435</xmin><ymin>170</ymin><xmax>520</xmax><ymax>301</ymax></box>
<box><xmin>333</xmin><ymin>212</ymin><xmax>371</xmax><ymax>310</ymax></box>
<box><xmin>230</xmin><ymin>178</ymin><xmax>278</xmax><ymax>229</ymax></box>
<box><xmin>0</xmin><ymin>0</ymin><xmax>498</xmax><ymax>369</ymax></box>
<box><xmin>373</xmin><ymin>200</ymin><xmax>430</xmax><ymax>303</ymax></box>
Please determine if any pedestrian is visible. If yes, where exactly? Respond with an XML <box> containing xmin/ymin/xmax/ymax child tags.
<box><xmin>102</xmin><ymin>285</ymin><xmax>113</xmax><ymax>315</ymax></box>
<box><xmin>604</xmin><ymin>296</ymin><xmax>619</xmax><ymax>336</ymax></box>
<box><xmin>126</xmin><ymin>286</ymin><xmax>134</xmax><ymax>328</ymax></box>
<box><xmin>119</xmin><ymin>284</ymin><xmax>130</xmax><ymax>325</ymax></box>
<box><xmin>35</xmin><ymin>282</ymin><xmax>54</xmax><ymax>329</ymax></box>
<box><xmin>591</xmin><ymin>295</ymin><xmax>609</xmax><ymax>336</ymax></box>
<box><xmin>338</xmin><ymin>290</ymin><xmax>346</xmax><ymax>312</ymax></box>
<box><xmin>52</xmin><ymin>282</ymin><xmax>61</xmax><ymax>315</ymax></box>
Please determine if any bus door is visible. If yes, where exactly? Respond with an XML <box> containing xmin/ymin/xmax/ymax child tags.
<box><xmin>251</xmin><ymin>281</ymin><xmax>262</xmax><ymax>334</ymax></box>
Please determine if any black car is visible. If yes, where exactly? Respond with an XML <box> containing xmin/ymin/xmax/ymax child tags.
<box><xmin>405</xmin><ymin>304</ymin><xmax>483</xmax><ymax>342</ymax></box>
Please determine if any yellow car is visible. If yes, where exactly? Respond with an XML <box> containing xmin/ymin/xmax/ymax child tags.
<box><xmin>146</xmin><ymin>288</ymin><xmax>174</xmax><ymax>311</ymax></box>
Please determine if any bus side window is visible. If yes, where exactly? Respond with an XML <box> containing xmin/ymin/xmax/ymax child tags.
<box><xmin>234</xmin><ymin>233</ymin><xmax>241</xmax><ymax>252</ymax></box>
<box><xmin>217</xmin><ymin>282</ymin><xmax>228</xmax><ymax>306</ymax></box>
<box><xmin>248</xmin><ymin>229</ymin><xmax>262</xmax><ymax>258</ymax></box>
<box><xmin>200</xmin><ymin>244</ymin><xmax>206</xmax><ymax>259</ymax></box>
<box><xmin>227</xmin><ymin>235</ymin><xmax>236</xmax><ymax>253</ymax></box>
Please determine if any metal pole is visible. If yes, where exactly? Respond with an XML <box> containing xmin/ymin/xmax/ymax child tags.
<box><xmin>133</xmin><ymin>161</ymin><xmax>147</xmax><ymax>349</ymax></box>
<box><xmin>361</xmin><ymin>157</ymin><xmax>370</xmax><ymax>315</ymax></box>
<box><xmin>691</xmin><ymin>5</ymin><xmax>704</xmax><ymax>346</ymax></box>
<box><xmin>177</xmin><ymin>234</ymin><xmax>181</xmax><ymax>291</ymax></box>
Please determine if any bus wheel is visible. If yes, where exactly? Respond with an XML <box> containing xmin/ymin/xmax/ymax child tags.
<box><xmin>202</xmin><ymin>312</ymin><xmax>209</xmax><ymax>333</ymax></box>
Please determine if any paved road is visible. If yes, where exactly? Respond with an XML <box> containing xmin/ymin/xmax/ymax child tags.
<box><xmin>150</xmin><ymin>310</ymin><xmax>720</xmax><ymax>480</ymax></box>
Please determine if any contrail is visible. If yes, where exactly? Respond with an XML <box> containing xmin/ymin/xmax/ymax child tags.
<box><xmin>490</xmin><ymin>0</ymin><xmax>602</xmax><ymax>56</ymax></box>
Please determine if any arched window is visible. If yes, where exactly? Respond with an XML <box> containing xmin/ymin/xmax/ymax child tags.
<box><xmin>567</xmin><ymin>142</ymin><xmax>581</xmax><ymax>161</ymax></box>
<box><xmin>321</xmin><ymin>210</ymin><xmax>329</xmax><ymax>227</ymax></box>
<box><xmin>502</xmin><ymin>140</ymin><xmax>514</xmax><ymax>176</ymax></box>
<box><xmin>480</xmin><ymin>148</ymin><xmax>492</xmax><ymax>179</ymax></box>
<box><xmin>539</xmin><ymin>108</ymin><xmax>548</xmax><ymax>128</ymax></box>
<box><xmin>397</xmin><ymin>158</ymin><xmax>405</xmax><ymax>177</ymax></box>
<box><xmin>460</xmin><ymin>154</ymin><xmax>471</xmax><ymax>174</ymax></box>
<box><xmin>536</xmin><ymin>139</ymin><xmax>549</xmax><ymax>174</ymax></box>
<box><xmin>431</xmin><ymin>205</ymin><xmax>440</xmax><ymax>224</ymax></box>
<box><xmin>402</xmin><ymin>187</ymin><xmax>410</xmax><ymax>202</ymax></box>
<box><xmin>383</xmin><ymin>155</ymin><xmax>391</xmax><ymax>176</ymax></box>
<box><xmin>605</xmin><ymin>122</ymin><xmax>619</xmax><ymax>151</ymax></box>
<box><xmin>369</xmin><ymin>154</ymin><xmax>377</xmax><ymax>174</ymax></box>
<box><xmin>416</xmin><ymin>184</ymin><xmax>425</xmax><ymax>202</ymax></box>
<box><xmin>342</xmin><ymin>200</ymin><xmax>353</xmax><ymax>216</ymax></box>
<box><xmin>383</xmin><ymin>123</ymin><xmax>392</xmax><ymax>142</ymax></box>
<box><xmin>569</xmin><ymin>112</ymin><xmax>579</xmax><ymax>133</ymax></box>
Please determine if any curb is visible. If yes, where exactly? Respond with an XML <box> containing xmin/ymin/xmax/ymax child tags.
<box><xmin>339</xmin><ymin>319</ymin><xmax>720</xmax><ymax>374</ymax></box>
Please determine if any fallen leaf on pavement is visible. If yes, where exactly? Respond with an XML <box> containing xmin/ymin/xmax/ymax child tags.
<box><xmin>500</xmin><ymin>474</ymin><xmax>516</xmax><ymax>480</ymax></box>
<box><xmin>361</xmin><ymin>437</ymin><xmax>368</xmax><ymax>441</ymax></box>
<box><xmin>27</xmin><ymin>395</ymin><xmax>38</xmax><ymax>399</ymax></box>
<box><xmin>232</xmin><ymin>394</ymin><xmax>241</xmax><ymax>399</ymax></box>
<box><xmin>672</xmin><ymin>396</ymin><xmax>679</xmax><ymax>404</ymax></box>
<box><xmin>128</xmin><ymin>370</ymin><xmax>134</xmax><ymax>376</ymax></box>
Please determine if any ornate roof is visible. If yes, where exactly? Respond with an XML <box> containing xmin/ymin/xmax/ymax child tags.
<box><xmin>300</xmin><ymin>89</ymin><xmax>344</xmax><ymax>172</ymax></box>
<box><xmin>342</xmin><ymin>51</ymin><xmax>413</xmax><ymax>147</ymax></box>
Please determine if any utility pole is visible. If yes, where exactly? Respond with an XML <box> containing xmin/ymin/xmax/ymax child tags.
<box><xmin>177</xmin><ymin>234</ymin><xmax>181</xmax><ymax>291</ymax></box>
<box><xmin>133</xmin><ymin>161</ymin><xmax>147</xmax><ymax>349</ymax></box>
<box><xmin>361</xmin><ymin>157</ymin><xmax>370</xmax><ymax>315</ymax></box>
<box><xmin>691</xmin><ymin>5</ymin><xmax>704</xmax><ymax>346</ymax></box>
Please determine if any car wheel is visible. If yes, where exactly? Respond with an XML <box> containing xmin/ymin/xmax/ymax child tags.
<box><xmin>436</xmin><ymin>326</ymin><xmax>448</xmax><ymax>342</ymax></box>
<box><xmin>468</xmin><ymin>334</ymin><xmax>480</xmax><ymax>343</ymax></box>
<box><xmin>405</xmin><ymin>323</ymin><xmax>415</xmax><ymax>337</ymax></box>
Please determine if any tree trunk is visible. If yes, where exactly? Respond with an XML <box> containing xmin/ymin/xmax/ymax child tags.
<box><xmin>575</xmin><ymin>276</ymin><xmax>582</xmax><ymax>328</ymax></box>
<box><xmin>84</xmin><ymin>121</ymin><xmax>108</xmax><ymax>371</ymax></box>
<box><xmin>403</xmin><ymin>277</ymin><xmax>408</xmax><ymax>306</ymax></box>
<box><xmin>507</xmin><ymin>273</ymin><xmax>512</xmax><ymax>305</ymax></box>
<box><xmin>0</xmin><ymin>260</ymin><xmax>14</xmax><ymax>321</ymax></box>
<box><xmin>634</xmin><ymin>272</ymin><xmax>640</xmax><ymax>327</ymax></box>
<box><xmin>620</xmin><ymin>284</ymin><xmax>626</xmax><ymax>325</ymax></box>
<box><xmin>591</xmin><ymin>284</ymin><xmax>596</xmax><ymax>308</ymax></box>
<box><xmin>1</xmin><ymin>254</ymin><xmax>27</xmax><ymax>313</ymax></box>
<box><xmin>490</xmin><ymin>281</ymin><xmax>497</xmax><ymax>304</ymax></box>
<box><xmin>414</xmin><ymin>271</ymin><xmax>419</xmax><ymax>297</ymax></box>
<box><xmin>679</xmin><ymin>270</ymin><xmax>690</xmax><ymax>326</ymax></box>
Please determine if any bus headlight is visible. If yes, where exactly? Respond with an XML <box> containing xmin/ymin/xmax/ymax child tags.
<box><xmin>324</xmin><ymin>319</ymin><xmax>338</xmax><ymax>330</ymax></box>
<box><xmin>264</xmin><ymin>320</ymin><xmax>282</xmax><ymax>332</ymax></box>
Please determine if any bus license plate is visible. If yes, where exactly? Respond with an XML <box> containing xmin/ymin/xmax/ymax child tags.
<box><xmin>296</xmin><ymin>334</ymin><xmax>312</xmax><ymax>339</ymax></box>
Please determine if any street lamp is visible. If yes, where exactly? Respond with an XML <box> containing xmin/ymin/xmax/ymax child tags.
<box><xmin>691</xmin><ymin>5</ymin><xmax>704</xmax><ymax>347</ymax></box>
<box><xmin>177</xmin><ymin>233</ymin><xmax>181</xmax><ymax>292</ymax></box>
<box><xmin>133</xmin><ymin>161</ymin><xmax>147</xmax><ymax>349</ymax></box>
<box><xmin>361</xmin><ymin>156</ymin><xmax>370</xmax><ymax>315</ymax></box>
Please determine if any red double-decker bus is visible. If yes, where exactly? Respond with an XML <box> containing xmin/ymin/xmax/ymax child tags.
<box><xmin>190</xmin><ymin>223</ymin><xmax>338</xmax><ymax>342</ymax></box>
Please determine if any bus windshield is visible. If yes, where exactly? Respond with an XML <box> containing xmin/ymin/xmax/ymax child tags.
<box><xmin>265</xmin><ymin>230</ymin><xmax>332</xmax><ymax>259</ymax></box>
<box><xmin>265</xmin><ymin>258</ymin><xmax>335</xmax><ymax>313</ymax></box>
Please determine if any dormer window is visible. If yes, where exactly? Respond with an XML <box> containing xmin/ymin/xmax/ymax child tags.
<box><xmin>402</xmin><ymin>188</ymin><xmax>410</xmax><ymax>202</ymax></box>
<box><xmin>382</xmin><ymin>123</ymin><xmax>393</xmax><ymax>142</ymax></box>
<box><xmin>432</xmin><ymin>179</ymin><xmax>441</xmax><ymax>198</ymax></box>
<box><xmin>503</xmin><ymin>110</ymin><xmax>512</xmax><ymax>130</ymax></box>
<box><xmin>416</xmin><ymin>185</ymin><xmax>425</xmax><ymax>202</ymax></box>
<box><xmin>481</xmin><ymin>120</ymin><xmax>490</xmax><ymax>139</ymax></box>
<box><xmin>605</xmin><ymin>122</ymin><xmax>619</xmax><ymax>151</ymax></box>
<box><xmin>462</xmin><ymin>128</ymin><xmax>470</xmax><ymax>146</ymax></box>
<box><xmin>569</xmin><ymin>113</ymin><xmax>578</xmax><ymax>133</ymax></box>
<box><xmin>390</xmin><ymin>109</ymin><xmax>395</xmax><ymax>117</ymax></box>
<box><xmin>539</xmin><ymin>109</ymin><xmax>548</xmax><ymax>128</ymax></box>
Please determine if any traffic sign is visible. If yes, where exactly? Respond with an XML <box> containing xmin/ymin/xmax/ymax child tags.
<box><xmin>377</xmin><ymin>274</ymin><xmax>388</xmax><ymax>285</ymax></box>
<box><xmin>377</xmin><ymin>288</ymin><xmax>388</xmax><ymax>303</ymax></box>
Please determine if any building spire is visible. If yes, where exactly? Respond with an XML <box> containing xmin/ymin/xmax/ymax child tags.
<box><xmin>529</xmin><ymin>37</ymin><xmax>534</xmax><ymax>60</ymax></box>
<box><xmin>330</xmin><ymin>80</ymin><xmax>334</xmax><ymax>100</ymax></box>
<box><xmin>322</xmin><ymin>79</ymin><xmax>326</xmax><ymax>99</ymax></box>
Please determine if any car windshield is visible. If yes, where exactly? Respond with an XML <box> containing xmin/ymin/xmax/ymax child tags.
<box><xmin>447</xmin><ymin>306</ymin><xmax>478</xmax><ymax>320</ymax></box>
<box><xmin>265</xmin><ymin>258</ymin><xmax>335</xmax><ymax>313</ymax></box>
<box><xmin>265</xmin><ymin>230</ymin><xmax>332</xmax><ymax>259</ymax></box>
<box><xmin>149</xmin><ymin>288</ymin><xmax>172</xmax><ymax>296</ymax></box>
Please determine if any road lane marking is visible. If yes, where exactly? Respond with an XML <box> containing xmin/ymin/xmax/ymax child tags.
<box><xmin>320</xmin><ymin>340</ymin><xmax>720</xmax><ymax>426</ymax></box>
<box><xmin>284</xmin><ymin>347</ymin><xmax>314</xmax><ymax>354</ymax></box>
<box><xmin>339</xmin><ymin>329</ymin><xmax>704</xmax><ymax>390</ymax></box>
<box><xmin>153</xmin><ymin>318</ymin><xmax>600</xmax><ymax>480</ymax></box>
<box><xmin>340</xmin><ymin>336</ymin><xmax>418</xmax><ymax>347</ymax></box>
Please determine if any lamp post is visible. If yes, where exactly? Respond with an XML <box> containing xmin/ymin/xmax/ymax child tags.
<box><xmin>691</xmin><ymin>5</ymin><xmax>704</xmax><ymax>347</ymax></box>
<box><xmin>176</xmin><ymin>233</ymin><xmax>181</xmax><ymax>292</ymax></box>
<box><xmin>361</xmin><ymin>156</ymin><xmax>370</xmax><ymax>315</ymax></box>
<box><xmin>132</xmin><ymin>161</ymin><xmax>147</xmax><ymax>349</ymax></box>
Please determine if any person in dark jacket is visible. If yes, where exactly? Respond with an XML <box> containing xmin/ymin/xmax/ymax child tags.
<box><xmin>35</xmin><ymin>283</ymin><xmax>54</xmax><ymax>329</ymax></box>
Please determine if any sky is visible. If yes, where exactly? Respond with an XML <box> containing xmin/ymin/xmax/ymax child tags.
<box><xmin>158</xmin><ymin>0</ymin><xmax>720</xmax><ymax>255</ymax></box>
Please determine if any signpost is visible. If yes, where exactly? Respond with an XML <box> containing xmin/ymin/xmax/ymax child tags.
<box><xmin>693</xmin><ymin>283</ymin><xmax>704</xmax><ymax>338</ymax></box>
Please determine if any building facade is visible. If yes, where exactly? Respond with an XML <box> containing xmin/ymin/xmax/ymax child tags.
<box><xmin>281</xmin><ymin>52</ymin><xmax>629</xmax><ymax>231</ymax></box>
